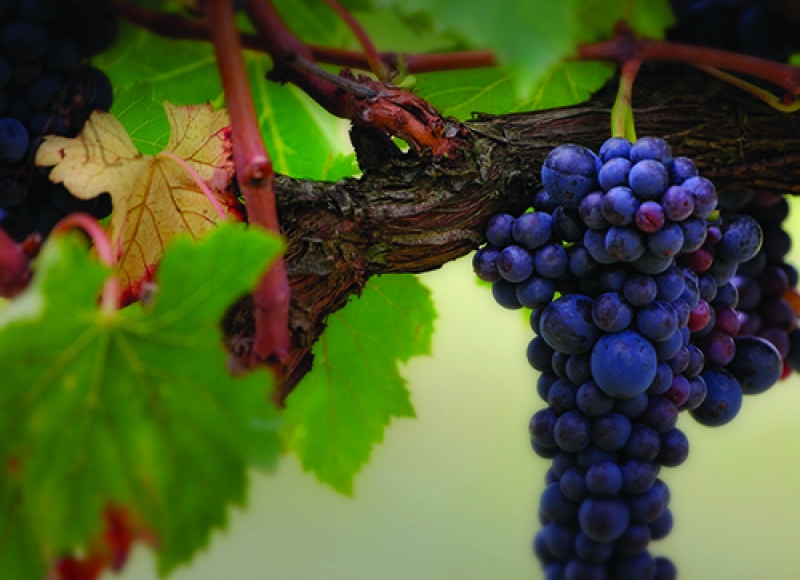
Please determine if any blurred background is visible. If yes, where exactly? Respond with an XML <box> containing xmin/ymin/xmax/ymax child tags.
<box><xmin>117</xmin><ymin>201</ymin><xmax>800</xmax><ymax>580</ymax></box>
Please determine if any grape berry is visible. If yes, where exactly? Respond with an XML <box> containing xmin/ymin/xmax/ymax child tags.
<box><xmin>474</xmin><ymin>135</ymin><xmax>786</xmax><ymax>579</ymax></box>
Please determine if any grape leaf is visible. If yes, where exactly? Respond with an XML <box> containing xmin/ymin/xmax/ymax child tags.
<box><xmin>0</xmin><ymin>485</ymin><xmax>46</xmax><ymax>580</ymax></box>
<box><xmin>414</xmin><ymin>61</ymin><xmax>614</xmax><ymax>120</ymax></box>
<box><xmin>575</xmin><ymin>0</ymin><xmax>675</xmax><ymax>42</ymax></box>
<box><xmin>111</xmin><ymin>83</ymin><xmax>170</xmax><ymax>155</ymax></box>
<box><xmin>282</xmin><ymin>275</ymin><xmax>435</xmax><ymax>495</ymax></box>
<box><xmin>35</xmin><ymin>103</ymin><xmax>240</xmax><ymax>304</ymax></box>
<box><xmin>0</xmin><ymin>223</ymin><xmax>283</xmax><ymax>575</ymax></box>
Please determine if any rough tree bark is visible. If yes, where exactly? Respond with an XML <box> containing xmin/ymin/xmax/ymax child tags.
<box><xmin>224</xmin><ymin>64</ymin><xmax>800</xmax><ymax>401</ymax></box>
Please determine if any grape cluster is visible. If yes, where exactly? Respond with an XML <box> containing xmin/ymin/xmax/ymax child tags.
<box><xmin>667</xmin><ymin>0</ymin><xmax>800</xmax><ymax>62</ymax></box>
<box><xmin>716</xmin><ymin>189</ymin><xmax>800</xmax><ymax>377</ymax></box>
<box><xmin>474</xmin><ymin>136</ymin><xmax>784</xmax><ymax>579</ymax></box>
<box><xmin>0</xmin><ymin>0</ymin><xmax>117</xmax><ymax>242</ymax></box>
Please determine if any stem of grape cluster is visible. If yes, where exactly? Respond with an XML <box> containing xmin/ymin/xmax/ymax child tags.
<box><xmin>611</xmin><ymin>58</ymin><xmax>641</xmax><ymax>141</ymax></box>
<box><xmin>52</xmin><ymin>213</ymin><xmax>120</xmax><ymax>315</ymax></box>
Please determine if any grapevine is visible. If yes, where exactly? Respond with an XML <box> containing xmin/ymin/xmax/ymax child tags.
<box><xmin>1</xmin><ymin>1</ymin><xmax>800</xmax><ymax>579</ymax></box>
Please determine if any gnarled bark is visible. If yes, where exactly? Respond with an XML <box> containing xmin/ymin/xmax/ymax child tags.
<box><xmin>224</xmin><ymin>65</ymin><xmax>800</xmax><ymax>401</ymax></box>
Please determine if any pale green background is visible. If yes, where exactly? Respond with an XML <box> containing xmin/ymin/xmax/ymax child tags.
<box><xmin>118</xmin><ymin>203</ymin><xmax>800</xmax><ymax>580</ymax></box>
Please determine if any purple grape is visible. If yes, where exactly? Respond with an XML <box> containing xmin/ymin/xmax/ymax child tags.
<box><xmin>627</xmin><ymin>486</ymin><xmax>667</xmax><ymax>524</ymax></box>
<box><xmin>491</xmin><ymin>279</ymin><xmax>523</xmax><ymax>309</ymax></box>
<box><xmin>554</xmin><ymin>410</ymin><xmax>592</xmax><ymax>452</ymax></box>
<box><xmin>614</xmin><ymin>523</ymin><xmax>652</xmax><ymax>555</ymax></box>
<box><xmin>598</xmin><ymin>157</ymin><xmax>632</xmax><ymax>190</ymax></box>
<box><xmin>542</xmin><ymin>521</ymin><xmax>577</xmax><ymax>560</ymax></box>
<box><xmin>630</xmin><ymin>136</ymin><xmax>671</xmax><ymax>163</ymax></box>
<box><xmin>691</xmin><ymin>368</ymin><xmax>743</xmax><ymax>426</ymax></box>
<box><xmin>585</xmin><ymin>461</ymin><xmax>623</xmax><ymax>496</ymax></box>
<box><xmin>647</xmin><ymin>222</ymin><xmax>684</xmax><ymax>258</ymax></box>
<box><xmin>540</xmin><ymin>294</ymin><xmax>601</xmax><ymax>355</ymax></box>
<box><xmin>656</xmin><ymin>427</ymin><xmax>689</xmax><ymax>467</ymax></box>
<box><xmin>682</xmin><ymin>175</ymin><xmax>717</xmax><ymax>218</ymax></box>
<box><xmin>485</xmin><ymin>212</ymin><xmax>515</xmax><ymax>247</ymax></box>
<box><xmin>576</xmin><ymin>381</ymin><xmax>615</xmax><ymax>417</ymax></box>
<box><xmin>609</xmin><ymin>551</ymin><xmax>656</xmax><ymax>580</ymax></box>
<box><xmin>667</xmin><ymin>156</ymin><xmax>698</xmax><ymax>184</ymax></box>
<box><xmin>472</xmin><ymin>246</ymin><xmax>501</xmax><ymax>282</ymax></box>
<box><xmin>579</xmin><ymin>496</ymin><xmax>630</xmax><ymax>542</ymax></box>
<box><xmin>661</xmin><ymin>185</ymin><xmax>694</xmax><ymax>221</ymax></box>
<box><xmin>567</xmin><ymin>243</ymin><xmax>601</xmax><ymax>279</ymax></box>
<box><xmin>598</xmin><ymin>137</ymin><xmax>632</xmax><ymax>162</ymax></box>
<box><xmin>530</xmin><ymin>408</ymin><xmax>558</xmax><ymax>448</ymax></box>
<box><xmin>623</xmin><ymin>274</ymin><xmax>657</xmax><ymax>307</ymax></box>
<box><xmin>541</xmin><ymin>481</ymin><xmax>580</xmax><ymax>523</ymax></box>
<box><xmin>548</xmin><ymin>378</ymin><xmax>580</xmax><ymax>415</ymax></box>
<box><xmin>575</xmin><ymin>531</ymin><xmax>614</xmax><ymax>563</ymax></box>
<box><xmin>542</xmin><ymin>144</ymin><xmax>600</xmax><ymax>209</ymax></box>
<box><xmin>649</xmin><ymin>510</ymin><xmax>674</xmax><ymax>541</ymax></box>
<box><xmin>636</xmin><ymin>300</ymin><xmax>678</xmax><ymax>342</ymax></box>
<box><xmin>623</xmin><ymin>424</ymin><xmax>661</xmax><ymax>462</ymax></box>
<box><xmin>605</xmin><ymin>225</ymin><xmax>646</xmax><ymax>262</ymax></box>
<box><xmin>552</xmin><ymin>206</ymin><xmax>586</xmax><ymax>242</ymax></box>
<box><xmin>516</xmin><ymin>275</ymin><xmax>556</xmax><ymax>309</ymax></box>
<box><xmin>498</xmin><ymin>244</ymin><xmax>534</xmax><ymax>282</ymax></box>
<box><xmin>621</xmin><ymin>460</ymin><xmax>658</xmax><ymax>494</ymax></box>
<box><xmin>591</xmin><ymin>411</ymin><xmax>632</xmax><ymax>451</ymax></box>
<box><xmin>578</xmin><ymin>191</ymin><xmax>610</xmax><ymax>230</ymax></box>
<box><xmin>629</xmin><ymin>159</ymin><xmax>669</xmax><ymax>199</ymax></box>
<box><xmin>635</xmin><ymin>201</ymin><xmax>665</xmax><ymax>233</ymax></box>
<box><xmin>535</xmin><ymin>242</ymin><xmax>569</xmax><ymax>278</ymax></box>
<box><xmin>641</xmin><ymin>397</ymin><xmax>678</xmax><ymax>434</ymax></box>
<box><xmin>727</xmin><ymin>336</ymin><xmax>781</xmax><ymax>395</ymax></box>
<box><xmin>592</xmin><ymin>292</ymin><xmax>633</xmax><ymax>333</ymax></box>
<box><xmin>565</xmin><ymin>353</ymin><xmax>593</xmax><ymax>385</ymax></box>
<box><xmin>527</xmin><ymin>336</ymin><xmax>555</xmax><ymax>372</ymax></box>
<box><xmin>614</xmin><ymin>392</ymin><xmax>649</xmax><ymax>419</ymax></box>
<box><xmin>602</xmin><ymin>186</ymin><xmax>640</xmax><ymax>226</ymax></box>
<box><xmin>716</xmin><ymin>215</ymin><xmax>763</xmax><ymax>263</ymax></box>
<box><xmin>678</xmin><ymin>217</ymin><xmax>708</xmax><ymax>252</ymax></box>
<box><xmin>591</xmin><ymin>330</ymin><xmax>658</xmax><ymax>398</ymax></box>
<box><xmin>584</xmin><ymin>228</ymin><xmax>616</xmax><ymax>264</ymax></box>
<box><xmin>513</xmin><ymin>211</ymin><xmax>553</xmax><ymax>251</ymax></box>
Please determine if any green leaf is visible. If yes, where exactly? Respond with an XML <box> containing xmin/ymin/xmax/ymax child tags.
<box><xmin>282</xmin><ymin>275</ymin><xmax>436</xmax><ymax>495</ymax></box>
<box><xmin>415</xmin><ymin>61</ymin><xmax>614</xmax><ymax>119</ymax></box>
<box><xmin>0</xmin><ymin>223</ymin><xmax>283</xmax><ymax>574</ymax></box>
<box><xmin>376</xmin><ymin>0</ymin><xmax>578</xmax><ymax>95</ymax></box>
<box><xmin>575</xmin><ymin>0</ymin><xmax>675</xmax><ymax>42</ymax></box>
<box><xmin>0</xmin><ymin>485</ymin><xmax>47</xmax><ymax>580</ymax></box>
<box><xmin>111</xmin><ymin>83</ymin><xmax>170</xmax><ymax>155</ymax></box>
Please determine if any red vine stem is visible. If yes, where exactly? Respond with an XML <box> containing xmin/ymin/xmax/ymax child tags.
<box><xmin>110</xmin><ymin>1</ymin><xmax>497</xmax><ymax>75</ymax></box>
<box><xmin>0</xmin><ymin>227</ymin><xmax>32</xmax><ymax>299</ymax></box>
<box><xmin>319</xmin><ymin>0</ymin><xmax>388</xmax><ymax>80</ymax></box>
<box><xmin>205</xmin><ymin>0</ymin><xmax>291</xmax><ymax>374</ymax></box>
<box><xmin>52</xmin><ymin>212</ymin><xmax>120</xmax><ymax>314</ymax></box>
<box><xmin>577</xmin><ymin>34</ymin><xmax>800</xmax><ymax>98</ymax></box>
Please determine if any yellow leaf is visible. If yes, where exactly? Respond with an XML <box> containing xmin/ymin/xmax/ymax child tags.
<box><xmin>35</xmin><ymin>102</ymin><xmax>240</xmax><ymax>304</ymax></box>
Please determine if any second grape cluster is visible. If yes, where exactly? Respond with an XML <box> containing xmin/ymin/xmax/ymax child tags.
<box><xmin>474</xmin><ymin>136</ymin><xmax>784</xmax><ymax>580</ymax></box>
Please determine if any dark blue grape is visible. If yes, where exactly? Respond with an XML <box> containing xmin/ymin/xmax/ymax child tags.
<box><xmin>583</xmin><ymin>228</ymin><xmax>616</xmax><ymax>265</ymax></box>
<box><xmin>591</xmin><ymin>292</ymin><xmax>633</xmax><ymax>333</ymax></box>
<box><xmin>485</xmin><ymin>212</ymin><xmax>515</xmax><ymax>247</ymax></box>
<box><xmin>631</xmin><ymin>250</ymin><xmax>673</xmax><ymax>275</ymax></box>
<box><xmin>621</xmin><ymin>460</ymin><xmax>658</xmax><ymax>495</ymax></box>
<box><xmin>614</xmin><ymin>522</ymin><xmax>651</xmax><ymax>555</ymax></box>
<box><xmin>666</xmin><ymin>156</ymin><xmax>698</xmax><ymax>184</ymax></box>
<box><xmin>554</xmin><ymin>410</ymin><xmax>592</xmax><ymax>452</ymax></box>
<box><xmin>566</xmin><ymin>354</ymin><xmax>592</xmax><ymax>385</ymax></box>
<box><xmin>552</xmin><ymin>451</ymin><xmax>578</xmax><ymax>478</ymax></box>
<box><xmin>491</xmin><ymin>279</ymin><xmax>523</xmax><ymax>309</ymax></box>
<box><xmin>560</xmin><ymin>467</ymin><xmax>589</xmax><ymax>502</ymax></box>
<box><xmin>498</xmin><ymin>245</ymin><xmax>534</xmax><ymax>282</ymax></box>
<box><xmin>564</xmin><ymin>559</ymin><xmax>605</xmax><ymax>580</ymax></box>
<box><xmin>682</xmin><ymin>176</ymin><xmax>717</xmax><ymax>218</ymax></box>
<box><xmin>678</xmin><ymin>217</ymin><xmax>707</xmax><ymax>252</ymax></box>
<box><xmin>591</xmin><ymin>411</ymin><xmax>632</xmax><ymax>451</ymax></box>
<box><xmin>575</xmin><ymin>531</ymin><xmax>614</xmax><ymax>564</ymax></box>
<box><xmin>641</xmin><ymin>397</ymin><xmax>678</xmax><ymax>434</ymax></box>
<box><xmin>664</xmin><ymin>373</ymin><xmax>690</xmax><ymax>407</ymax></box>
<box><xmin>516</xmin><ymin>275</ymin><xmax>555</xmax><ymax>310</ymax></box>
<box><xmin>540</xmin><ymin>295</ymin><xmax>600</xmax><ymax>355</ymax></box>
<box><xmin>527</xmin><ymin>336</ymin><xmax>555</xmax><ymax>372</ymax></box>
<box><xmin>541</xmin><ymin>481</ymin><xmax>580</xmax><ymax>523</ymax></box>
<box><xmin>0</xmin><ymin>117</ymin><xmax>29</xmax><ymax>164</ymax></box>
<box><xmin>535</xmin><ymin>242</ymin><xmax>568</xmax><ymax>278</ymax></box>
<box><xmin>598</xmin><ymin>137</ymin><xmax>632</xmax><ymax>162</ymax></box>
<box><xmin>726</xmin><ymin>336</ymin><xmax>781</xmax><ymax>395</ymax></box>
<box><xmin>579</xmin><ymin>496</ymin><xmax>630</xmax><ymax>542</ymax></box>
<box><xmin>647</xmin><ymin>222</ymin><xmax>684</xmax><ymax>258</ymax></box>
<box><xmin>537</xmin><ymin>372</ymin><xmax>559</xmax><ymax>402</ymax></box>
<box><xmin>576</xmin><ymin>445</ymin><xmax>619</xmax><ymax>470</ymax></box>
<box><xmin>512</xmin><ymin>211</ymin><xmax>553</xmax><ymax>251</ymax></box>
<box><xmin>552</xmin><ymin>351</ymin><xmax>570</xmax><ymax>378</ymax></box>
<box><xmin>548</xmin><ymin>378</ymin><xmax>580</xmax><ymax>415</ymax></box>
<box><xmin>542</xmin><ymin>144</ymin><xmax>599</xmax><ymax>209</ymax></box>
<box><xmin>716</xmin><ymin>215</ymin><xmax>763</xmax><ymax>263</ymax></box>
<box><xmin>605</xmin><ymin>226</ymin><xmax>646</xmax><ymax>262</ymax></box>
<box><xmin>2</xmin><ymin>20</ymin><xmax>49</xmax><ymax>61</ymax></box>
<box><xmin>623</xmin><ymin>274</ymin><xmax>657</xmax><ymax>307</ymax></box>
<box><xmin>691</xmin><ymin>368</ymin><xmax>743</xmax><ymax>426</ymax></box>
<box><xmin>627</xmin><ymin>486</ymin><xmax>667</xmax><ymax>524</ymax></box>
<box><xmin>542</xmin><ymin>521</ymin><xmax>578</xmax><ymax>560</ymax></box>
<box><xmin>661</xmin><ymin>185</ymin><xmax>694</xmax><ymax>221</ymax></box>
<box><xmin>654</xmin><ymin>556</ymin><xmax>677</xmax><ymax>580</ymax></box>
<box><xmin>657</xmin><ymin>427</ymin><xmax>689</xmax><ymax>467</ymax></box>
<box><xmin>630</xmin><ymin>136</ymin><xmax>671</xmax><ymax>163</ymax></box>
<box><xmin>533</xmin><ymin>188</ymin><xmax>560</xmax><ymax>213</ymax></box>
<box><xmin>598</xmin><ymin>157</ymin><xmax>631</xmax><ymax>190</ymax></box>
<box><xmin>623</xmin><ymin>424</ymin><xmax>661</xmax><ymax>462</ymax></box>
<box><xmin>654</xmin><ymin>266</ymin><xmax>685</xmax><ymax>302</ymax></box>
<box><xmin>648</xmin><ymin>509</ymin><xmax>674</xmax><ymax>541</ymax></box>
<box><xmin>585</xmin><ymin>462</ymin><xmax>623</xmax><ymax>496</ymax></box>
<box><xmin>629</xmin><ymin>159</ymin><xmax>669</xmax><ymax>199</ymax></box>
<box><xmin>591</xmin><ymin>330</ymin><xmax>658</xmax><ymax>398</ymax></box>
<box><xmin>552</xmin><ymin>206</ymin><xmax>586</xmax><ymax>242</ymax></box>
<box><xmin>647</xmin><ymin>362</ymin><xmax>674</xmax><ymax>396</ymax></box>
<box><xmin>472</xmin><ymin>246</ymin><xmax>501</xmax><ymax>282</ymax></box>
<box><xmin>578</xmin><ymin>191</ymin><xmax>610</xmax><ymax>230</ymax></box>
<box><xmin>576</xmin><ymin>381</ymin><xmax>615</xmax><ymax>417</ymax></box>
<box><xmin>567</xmin><ymin>243</ymin><xmax>600</xmax><ymax>279</ymax></box>
<box><xmin>24</xmin><ymin>72</ymin><xmax>62</xmax><ymax>109</ymax></box>
<box><xmin>614</xmin><ymin>392</ymin><xmax>649</xmax><ymax>419</ymax></box>
<box><xmin>636</xmin><ymin>300</ymin><xmax>678</xmax><ymax>342</ymax></box>
<box><xmin>602</xmin><ymin>186</ymin><xmax>640</xmax><ymax>226</ymax></box>
<box><xmin>697</xmin><ymin>330</ymin><xmax>735</xmax><ymax>367</ymax></box>
<box><xmin>530</xmin><ymin>408</ymin><xmax>558</xmax><ymax>448</ymax></box>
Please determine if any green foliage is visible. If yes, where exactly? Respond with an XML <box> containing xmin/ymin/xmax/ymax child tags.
<box><xmin>0</xmin><ymin>224</ymin><xmax>283</xmax><ymax>575</ymax></box>
<box><xmin>281</xmin><ymin>275</ymin><xmax>436</xmax><ymax>494</ymax></box>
